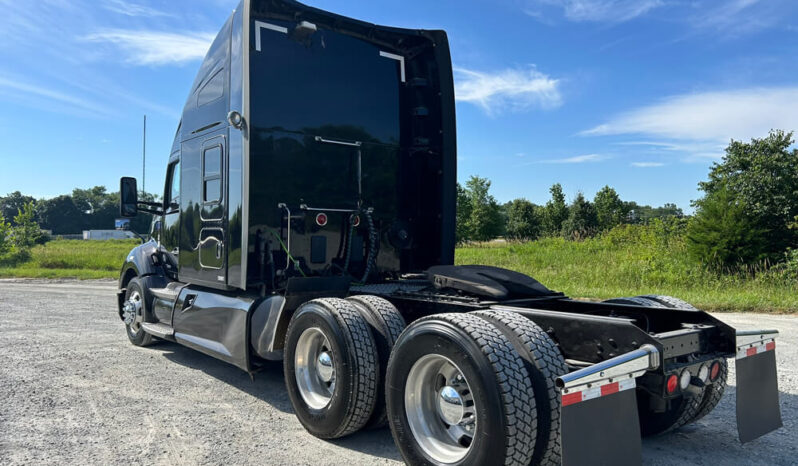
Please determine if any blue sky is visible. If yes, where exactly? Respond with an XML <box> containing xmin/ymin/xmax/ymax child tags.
<box><xmin>1</xmin><ymin>0</ymin><xmax>797</xmax><ymax>211</ymax></box>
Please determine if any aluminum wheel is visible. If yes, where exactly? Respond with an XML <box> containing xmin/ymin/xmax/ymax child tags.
<box><xmin>122</xmin><ymin>290</ymin><xmax>143</xmax><ymax>333</ymax></box>
<box><xmin>405</xmin><ymin>354</ymin><xmax>477</xmax><ymax>464</ymax></box>
<box><xmin>295</xmin><ymin>327</ymin><xmax>336</xmax><ymax>410</ymax></box>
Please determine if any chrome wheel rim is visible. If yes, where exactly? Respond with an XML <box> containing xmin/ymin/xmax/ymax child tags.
<box><xmin>405</xmin><ymin>354</ymin><xmax>476</xmax><ymax>464</ymax></box>
<box><xmin>295</xmin><ymin>327</ymin><xmax>336</xmax><ymax>410</ymax></box>
<box><xmin>122</xmin><ymin>290</ymin><xmax>143</xmax><ymax>333</ymax></box>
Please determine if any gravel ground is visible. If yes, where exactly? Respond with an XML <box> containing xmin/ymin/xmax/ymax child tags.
<box><xmin>0</xmin><ymin>279</ymin><xmax>794</xmax><ymax>465</ymax></box>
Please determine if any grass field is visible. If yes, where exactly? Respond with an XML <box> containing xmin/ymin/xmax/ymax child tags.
<box><xmin>1</xmin><ymin>232</ymin><xmax>795</xmax><ymax>312</ymax></box>
<box><xmin>0</xmin><ymin>239</ymin><xmax>137</xmax><ymax>280</ymax></box>
<box><xmin>457</xmin><ymin>225</ymin><xmax>798</xmax><ymax>313</ymax></box>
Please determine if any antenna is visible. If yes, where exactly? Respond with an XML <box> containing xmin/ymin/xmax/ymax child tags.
<box><xmin>142</xmin><ymin>115</ymin><xmax>147</xmax><ymax>193</ymax></box>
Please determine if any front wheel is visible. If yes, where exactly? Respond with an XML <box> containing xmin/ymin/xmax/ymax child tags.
<box><xmin>121</xmin><ymin>277</ymin><xmax>154</xmax><ymax>347</ymax></box>
<box><xmin>386</xmin><ymin>313</ymin><xmax>537</xmax><ymax>466</ymax></box>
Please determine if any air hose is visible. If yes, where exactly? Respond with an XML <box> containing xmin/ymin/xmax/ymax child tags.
<box><xmin>359</xmin><ymin>210</ymin><xmax>378</xmax><ymax>284</ymax></box>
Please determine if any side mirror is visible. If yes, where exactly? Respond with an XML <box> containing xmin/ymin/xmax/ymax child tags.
<box><xmin>120</xmin><ymin>177</ymin><xmax>138</xmax><ymax>217</ymax></box>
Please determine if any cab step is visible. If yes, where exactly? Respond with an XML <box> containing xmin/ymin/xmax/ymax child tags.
<box><xmin>141</xmin><ymin>322</ymin><xmax>175</xmax><ymax>338</ymax></box>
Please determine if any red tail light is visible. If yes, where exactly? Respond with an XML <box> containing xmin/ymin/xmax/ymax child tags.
<box><xmin>316</xmin><ymin>213</ymin><xmax>328</xmax><ymax>227</ymax></box>
<box><xmin>709</xmin><ymin>361</ymin><xmax>721</xmax><ymax>382</ymax></box>
<box><xmin>666</xmin><ymin>374</ymin><xmax>679</xmax><ymax>394</ymax></box>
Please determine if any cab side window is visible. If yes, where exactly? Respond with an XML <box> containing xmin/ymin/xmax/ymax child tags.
<box><xmin>167</xmin><ymin>161</ymin><xmax>181</xmax><ymax>211</ymax></box>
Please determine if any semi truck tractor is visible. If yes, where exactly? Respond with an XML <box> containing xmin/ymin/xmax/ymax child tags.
<box><xmin>116</xmin><ymin>1</ymin><xmax>782</xmax><ymax>464</ymax></box>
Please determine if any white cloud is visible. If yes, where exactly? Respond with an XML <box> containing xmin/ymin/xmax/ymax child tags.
<box><xmin>582</xmin><ymin>87</ymin><xmax>798</xmax><ymax>142</ymax></box>
<box><xmin>543</xmin><ymin>153</ymin><xmax>604</xmax><ymax>163</ymax></box>
<box><xmin>631</xmin><ymin>161</ymin><xmax>665</xmax><ymax>167</ymax></box>
<box><xmin>0</xmin><ymin>75</ymin><xmax>108</xmax><ymax>116</ymax></box>
<box><xmin>532</xmin><ymin>0</ymin><xmax>662</xmax><ymax>23</ymax></box>
<box><xmin>454</xmin><ymin>66</ymin><xmax>562</xmax><ymax>115</ymax></box>
<box><xmin>103</xmin><ymin>0</ymin><xmax>173</xmax><ymax>18</ymax></box>
<box><xmin>83</xmin><ymin>30</ymin><xmax>215</xmax><ymax>65</ymax></box>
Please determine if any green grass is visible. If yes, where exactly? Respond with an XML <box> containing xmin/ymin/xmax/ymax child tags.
<box><xmin>456</xmin><ymin>224</ymin><xmax>798</xmax><ymax>313</ymax></box>
<box><xmin>0</xmin><ymin>239</ymin><xmax>138</xmax><ymax>279</ymax></box>
<box><xmin>2</xmin><ymin>229</ymin><xmax>795</xmax><ymax>312</ymax></box>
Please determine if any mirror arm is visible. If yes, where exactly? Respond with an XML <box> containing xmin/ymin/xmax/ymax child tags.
<box><xmin>138</xmin><ymin>201</ymin><xmax>163</xmax><ymax>208</ymax></box>
<box><xmin>137</xmin><ymin>207</ymin><xmax>163</xmax><ymax>215</ymax></box>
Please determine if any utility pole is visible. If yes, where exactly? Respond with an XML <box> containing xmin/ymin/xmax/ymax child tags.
<box><xmin>142</xmin><ymin>115</ymin><xmax>147</xmax><ymax>193</ymax></box>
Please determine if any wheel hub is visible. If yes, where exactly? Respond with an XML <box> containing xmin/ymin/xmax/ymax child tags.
<box><xmin>122</xmin><ymin>292</ymin><xmax>142</xmax><ymax>328</ymax></box>
<box><xmin>437</xmin><ymin>386</ymin><xmax>465</xmax><ymax>425</ymax></box>
<box><xmin>317</xmin><ymin>351</ymin><xmax>334</xmax><ymax>383</ymax></box>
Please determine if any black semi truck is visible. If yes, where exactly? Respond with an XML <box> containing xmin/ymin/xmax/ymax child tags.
<box><xmin>116</xmin><ymin>1</ymin><xmax>782</xmax><ymax>465</ymax></box>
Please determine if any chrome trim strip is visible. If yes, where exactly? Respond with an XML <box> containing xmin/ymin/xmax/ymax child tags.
<box><xmin>240</xmin><ymin>0</ymin><xmax>251</xmax><ymax>290</ymax></box>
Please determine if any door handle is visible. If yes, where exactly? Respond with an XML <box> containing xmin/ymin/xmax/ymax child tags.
<box><xmin>216</xmin><ymin>242</ymin><xmax>223</xmax><ymax>259</ymax></box>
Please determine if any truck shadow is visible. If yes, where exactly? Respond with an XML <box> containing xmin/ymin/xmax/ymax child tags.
<box><xmin>641</xmin><ymin>386</ymin><xmax>795</xmax><ymax>465</ymax></box>
<box><xmin>155</xmin><ymin>340</ymin><xmax>293</xmax><ymax>413</ymax></box>
<box><xmin>153</xmin><ymin>340</ymin><xmax>404</xmax><ymax>461</ymax></box>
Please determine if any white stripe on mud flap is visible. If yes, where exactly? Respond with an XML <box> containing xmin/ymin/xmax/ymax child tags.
<box><xmin>562</xmin><ymin>378</ymin><xmax>636</xmax><ymax>407</ymax></box>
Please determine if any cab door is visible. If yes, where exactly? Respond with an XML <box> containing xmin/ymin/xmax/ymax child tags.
<box><xmin>198</xmin><ymin>135</ymin><xmax>226</xmax><ymax>278</ymax></box>
<box><xmin>178</xmin><ymin>129</ymin><xmax>228</xmax><ymax>288</ymax></box>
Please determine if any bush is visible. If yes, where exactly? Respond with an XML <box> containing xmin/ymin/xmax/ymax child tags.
<box><xmin>687</xmin><ymin>188</ymin><xmax>768</xmax><ymax>269</ymax></box>
<box><xmin>12</xmin><ymin>201</ymin><xmax>42</xmax><ymax>250</ymax></box>
<box><xmin>0</xmin><ymin>214</ymin><xmax>10</xmax><ymax>256</ymax></box>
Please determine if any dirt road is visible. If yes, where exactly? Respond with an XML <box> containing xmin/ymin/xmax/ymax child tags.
<box><xmin>0</xmin><ymin>280</ymin><xmax>794</xmax><ymax>465</ymax></box>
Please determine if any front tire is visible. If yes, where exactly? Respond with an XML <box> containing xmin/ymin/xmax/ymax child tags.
<box><xmin>122</xmin><ymin>277</ymin><xmax>154</xmax><ymax>347</ymax></box>
<box><xmin>386</xmin><ymin>313</ymin><xmax>537</xmax><ymax>466</ymax></box>
<box><xmin>283</xmin><ymin>298</ymin><xmax>379</xmax><ymax>439</ymax></box>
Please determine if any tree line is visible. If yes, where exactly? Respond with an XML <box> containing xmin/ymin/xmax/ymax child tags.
<box><xmin>0</xmin><ymin>187</ymin><xmax>155</xmax><ymax>236</ymax></box>
<box><xmin>457</xmin><ymin>178</ymin><xmax>683</xmax><ymax>243</ymax></box>
<box><xmin>458</xmin><ymin>130</ymin><xmax>798</xmax><ymax>271</ymax></box>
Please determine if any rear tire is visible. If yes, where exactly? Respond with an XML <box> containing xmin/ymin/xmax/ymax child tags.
<box><xmin>604</xmin><ymin>294</ymin><xmax>728</xmax><ymax>434</ymax></box>
<box><xmin>386</xmin><ymin>313</ymin><xmax>537</xmax><ymax>466</ymax></box>
<box><xmin>634</xmin><ymin>295</ymin><xmax>727</xmax><ymax>429</ymax></box>
<box><xmin>123</xmin><ymin>277</ymin><xmax>154</xmax><ymax>347</ymax></box>
<box><xmin>346</xmin><ymin>295</ymin><xmax>406</xmax><ymax>428</ymax></box>
<box><xmin>284</xmin><ymin>298</ymin><xmax>379</xmax><ymax>439</ymax></box>
<box><xmin>471</xmin><ymin>310</ymin><xmax>567</xmax><ymax>466</ymax></box>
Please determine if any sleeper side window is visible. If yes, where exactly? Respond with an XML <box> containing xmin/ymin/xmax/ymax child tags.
<box><xmin>197</xmin><ymin>69</ymin><xmax>224</xmax><ymax>107</ymax></box>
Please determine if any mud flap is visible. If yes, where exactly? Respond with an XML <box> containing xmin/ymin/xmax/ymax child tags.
<box><xmin>557</xmin><ymin>345</ymin><xmax>660</xmax><ymax>466</ymax></box>
<box><xmin>735</xmin><ymin>331</ymin><xmax>782</xmax><ymax>443</ymax></box>
<box><xmin>561</xmin><ymin>380</ymin><xmax>641</xmax><ymax>466</ymax></box>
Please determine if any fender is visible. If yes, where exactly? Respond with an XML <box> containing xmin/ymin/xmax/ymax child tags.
<box><xmin>116</xmin><ymin>240</ymin><xmax>170</xmax><ymax>320</ymax></box>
